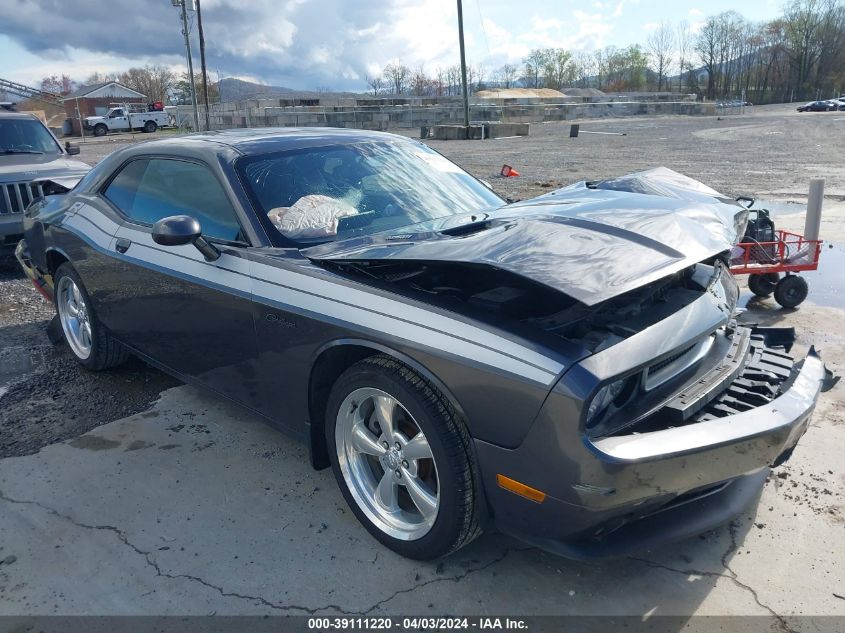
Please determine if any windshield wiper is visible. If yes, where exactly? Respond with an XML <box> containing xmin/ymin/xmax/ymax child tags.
<box><xmin>2</xmin><ymin>149</ymin><xmax>45</xmax><ymax>155</ymax></box>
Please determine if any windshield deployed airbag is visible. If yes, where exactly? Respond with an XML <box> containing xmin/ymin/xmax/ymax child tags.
<box><xmin>268</xmin><ymin>194</ymin><xmax>358</xmax><ymax>239</ymax></box>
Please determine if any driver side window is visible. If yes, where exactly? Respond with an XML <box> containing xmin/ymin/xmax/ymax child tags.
<box><xmin>103</xmin><ymin>158</ymin><xmax>243</xmax><ymax>242</ymax></box>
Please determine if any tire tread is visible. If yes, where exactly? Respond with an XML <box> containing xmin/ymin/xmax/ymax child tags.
<box><xmin>55</xmin><ymin>263</ymin><xmax>130</xmax><ymax>371</ymax></box>
<box><xmin>331</xmin><ymin>354</ymin><xmax>482</xmax><ymax>557</ymax></box>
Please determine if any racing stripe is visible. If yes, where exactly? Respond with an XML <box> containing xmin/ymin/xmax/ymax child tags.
<box><xmin>60</xmin><ymin>215</ymin><xmax>565</xmax><ymax>385</ymax></box>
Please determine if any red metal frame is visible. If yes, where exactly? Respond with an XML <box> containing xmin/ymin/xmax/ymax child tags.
<box><xmin>730</xmin><ymin>230</ymin><xmax>822</xmax><ymax>275</ymax></box>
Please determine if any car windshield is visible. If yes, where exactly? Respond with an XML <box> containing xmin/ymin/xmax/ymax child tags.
<box><xmin>237</xmin><ymin>141</ymin><xmax>504</xmax><ymax>244</ymax></box>
<box><xmin>0</xmin><ymin>118</ymin><xmax>61</xmax><ymax>154</ymax></box>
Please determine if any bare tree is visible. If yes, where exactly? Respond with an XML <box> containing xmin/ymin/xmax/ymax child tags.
<box><xmin>783</xmin><ymin>0</ymin><xmax>845</xmax><ymax>99</ymax></box>
<box><xmin>573</xmin><ymin>52</ymin><xmax>595</xmax><ymax>88</ymax></box>
<box><xmin>119</xmin><ymin>65</ymin><xmax>175</xmax><ymax>103</ymax></box>
<box><xmin>592</xmin><ymin>49</ymin><xmax>606</xmax><ymax>89</ymax></box>
<box><xmin>499</xmin><ymin>63</ymin><xmax>518</xmax><ymax>88</ymax></box>
<box><xmin>366</xmin><ymin>74</ymin><xmax>384</xmax><ymax>97</ymax></box>
<box><xmin>676</xmin><ymin>20</ymin><xmax>691</xmax><ymax>92</ymax></box>
<box><xmin>384</xmin><ymin>62</ymin><xmax>410</xmax><ymax>95</ymax></box>
<box><xmin>410</xmin><ymin>65</ymin><xmax>430</xmax><ymax>96</ymax></box>
<box><xmin>474</xmin><ymin>63</ymin><xmax>486</xmax><ymax>92</ymax></box>
<box><xmin>40</xmin><ymin>74</ymin><xmax>75</xmax><ymax>95</ymax></box>
<box><xmin>434</xmin><ymin>67</ymin><xmax>446</xmax><ymax>96</ymax></box>
<box><xmin>523</xmin><ymin>49</ymin><xmax>546</xmax><ymax>88</ymax></box>
<box><xmin>542</xmin><ymin>48</ymin><xmax>574</xmax><ymax>90</ymax></box>
<box><xmin>83</xmin><ymin>71</ymin><xmax>120</xmax><ymax>86</ymax></box>
<box><xmin>348</xmin><ymin>2</ymin><xmax>845</xmax><ymax>105</ymax></box>
<box><xmin>696</xmin><ymin>16</ymin><xmax>721</xmax><ymax>98</ymax></box>
<box><xmin>647</xmin><ymin>23</ymin><xmax>675</xmax><ymax>91</ymax></box>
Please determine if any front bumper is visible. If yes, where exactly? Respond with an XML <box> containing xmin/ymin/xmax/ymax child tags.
<box><xmin>475</xmin><ymin>343</ymin><xmax>831</xmax><ymax>559</ymax></box>
<box><xmin>0</xmin><ymin>214</ymin><xmax>24</xmax><ymax>251</ymax></box>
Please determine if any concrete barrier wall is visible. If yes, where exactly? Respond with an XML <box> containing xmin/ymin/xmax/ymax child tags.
<box><xmin>206</xmin><ymin>100</ymin><xmax>714</xmax><ymax>131</ymax></box>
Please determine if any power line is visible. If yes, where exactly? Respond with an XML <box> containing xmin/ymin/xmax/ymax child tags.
<box><xmin>474</xmin><ymin>0</ymin><xmax>492</xmax><ymax>61</ymax></box>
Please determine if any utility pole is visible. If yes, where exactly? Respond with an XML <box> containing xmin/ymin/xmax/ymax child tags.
<box><xmin>456</xmin><ymin>0</ymin><xmax>470</xmax><ymax>136</ymax></box>
<box><xmin>195</xmin><ymin>0</ymin><xmax>211</xmax><ymax>131</ymax></box>
<box><xmin>75</xmin><ymin>96</ymin><xmax>85</xmax><ymax>142</ymax></box>
<box><xmin>174</xmin><ymin>0</ymin><xmax>200</xmax><ymax>131</ymax></box>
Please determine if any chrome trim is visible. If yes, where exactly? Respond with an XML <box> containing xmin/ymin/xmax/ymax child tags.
<box><xmin>335</xmin><ymin>387</ymin><xmax>439</xmax><ymax>541</ymax></box>
<box><xmin>0</xmin><ymin>181</ymin><xmax>39</xmax><ymax>215</ymax></box>
<box><xmin>1</xmin><ymin>183</ymin><xmax>13</xmax><ymax>213</ymax></box>
<box><xmin>56</xmin><ymin>275</ymin><xmax>93</xmax><ymax>360</ymax></box>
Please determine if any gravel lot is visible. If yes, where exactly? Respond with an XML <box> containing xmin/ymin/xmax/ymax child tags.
<box><xmin>0</xmin><ymin>103</ymin><xmax>843</xmax><ymax>619</ymax></box>
<box><xmin>0</xmin><ymin>259</ymin><xmax>179</xmax><ymax>458</ymax></box>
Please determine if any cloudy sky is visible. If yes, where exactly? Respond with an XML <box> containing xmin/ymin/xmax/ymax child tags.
<box><xmin>0</xmin><ymin>0</ymin><xmax>783</xmax><ymax>91</ymax></box>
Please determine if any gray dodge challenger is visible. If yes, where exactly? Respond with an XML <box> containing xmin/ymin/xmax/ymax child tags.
<box><xmin>16</xmin><ymin>128</ymin><xmax>835</xmax><ymax>560</ymax></box>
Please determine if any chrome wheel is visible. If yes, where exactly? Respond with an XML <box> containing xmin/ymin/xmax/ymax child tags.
<box><xmin>56</xmin><ymin>275</ymin><xmax>93</xmax><ymax>360</ymax></box>
<box><xmin>335</xmin><ymin>387</ymin><xmax>439</xmax><ymax>541</ymax></box>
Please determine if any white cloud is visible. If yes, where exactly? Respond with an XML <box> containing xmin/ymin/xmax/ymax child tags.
<box><xmin>531</xmin><ymin>17</ymin><xmax>564</xmax><ymax>31</ymax></box>
<box><xmin>689</xmin><ymin>8</ymin><xmax>704</xmax><ymax>17</ymax></box>
<box><xmin>569</xmin><ymin>10</ymin><xmax>615</xmax><ymax>50</ymax></box>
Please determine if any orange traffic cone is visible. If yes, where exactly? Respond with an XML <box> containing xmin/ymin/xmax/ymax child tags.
<box><xmin>500</xmin><ymin>165</ymin><xmax>520</xmax><ymax>177</ymax></box>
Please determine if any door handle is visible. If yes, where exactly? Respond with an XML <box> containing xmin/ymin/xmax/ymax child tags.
<box><xmin>115</xmin><ymin>238</ymin><xmax>131</xmax><ymax>254</ymax></box>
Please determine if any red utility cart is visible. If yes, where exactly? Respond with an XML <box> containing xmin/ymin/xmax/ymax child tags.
<box><xmin>730</xmin><ymin>229</ymin><xmax>823</xmax><ymax>308</ymax></box>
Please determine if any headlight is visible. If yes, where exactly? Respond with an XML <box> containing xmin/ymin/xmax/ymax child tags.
<box><xmin>585</xmin><ymin>376</ymin><xmax>636</xmax><ymax>429</ymax></box>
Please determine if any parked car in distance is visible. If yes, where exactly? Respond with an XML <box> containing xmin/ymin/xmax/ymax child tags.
<box><xmin>797</xmin><ymin>101</ymin><xmax>835</xmax><ymax>112</ymax></box>
<box><xmin>1</xmin><ymin>111</ymin><xmax>89</xmax><ymax>254</ymax></box>
<box><xmin>828</xmin><ymin>99</ymin><xmax>845</xmax><ymax>111</ymax></box>
<box><xmin>16</xmin><ymin>129</ymin><xmax>834</xmax><ymax>560</ymax></box>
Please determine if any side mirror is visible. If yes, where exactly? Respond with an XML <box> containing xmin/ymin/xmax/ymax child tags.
<box><xmin>65</xmin><ymin>141</ymin><xmax>80</xmax><ymax>156</ymax></box>
<box><xmin>152</xmin><ymin>215</ymin><xmax>220</xmax><ymax>261</ymax></box>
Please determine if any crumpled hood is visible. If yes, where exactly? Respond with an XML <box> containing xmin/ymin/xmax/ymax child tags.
<box><xmin>305</xmin><ymin>168</ymin><xmax>748</xmax><ymax>306</ymax></box>
<box><xmin>0</xmin><ymin>153</ymin><xmax>90</xmax><ymax>186</ymax></box>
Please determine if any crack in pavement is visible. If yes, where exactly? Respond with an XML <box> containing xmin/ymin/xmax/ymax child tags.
<box><xmin>627</xmin><ymin>521</ymin><xmax>797</xmax><ymax>633</ymax></box>
<box><xmin>0</xmin><ymin>490</ymin><xmax>352</xmax><ymax>615</ymax></box>
<box><xmin>0</xmin><ymin>490</ymin><xmax>523</xmax><ymax>615</ymax></box>
<box><xmin>361</xmin><ymin>546</ymin><xmax>534</xmax><ymax>615</ymax></box>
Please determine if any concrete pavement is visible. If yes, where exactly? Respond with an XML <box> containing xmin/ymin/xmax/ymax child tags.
<box><xmin>1</xmin><ymin>382</ymin><xmax>843</xmax><ymax>619</ymax></box>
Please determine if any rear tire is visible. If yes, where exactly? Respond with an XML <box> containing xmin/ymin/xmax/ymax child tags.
<box><xmin>326</xmin><ymin>354</ymin><xmax>481</xmax><ymax>559</ymax></box>
<box><xmin>93</xmin><ymin>123</ymin><xmax>107</xmax><ymax>137</ymax></box>
<box><xmin>54</xmin><ymin>263</ymin><xmax>129</xmax><ymax>370</ymax></box>
<box><xmin>748</xmin><ymin>273</ymin><xmax>779</xmax><ymax>297</ymax></box>
<box><xmin>143</xmin><ymin>120</ymin><xmax>157</xmax><ymax>133</ymax></box>
<box><xmin>774</xmin><ymin>275</ymin><xmax>808</xmax><ymax>309</ymax></box>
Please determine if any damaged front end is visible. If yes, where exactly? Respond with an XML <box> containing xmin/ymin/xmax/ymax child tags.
<box><xmin>320</xmin><ymin>257</ymin><xmax>718</xmax><ymax>362</ymax></box>
<box><xmin>474</xmin><ymin>261</ymin><xmax>835</xmax><ymax>558</ymax></box>
<box><xmin>305</xmin><ymin>167</ymin><xmax>836</xmax><ymax>557</ymax></box>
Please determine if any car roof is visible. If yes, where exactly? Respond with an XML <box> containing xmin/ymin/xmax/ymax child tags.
<box><xmin>121</xmin><ymin>127</ymin><xmax>413</xmax><ymax>157</ymax></box>
<box><xmin>0</xmin><ymin>111</ymin><xmax>41</xmax><ymax>120</ymax></box>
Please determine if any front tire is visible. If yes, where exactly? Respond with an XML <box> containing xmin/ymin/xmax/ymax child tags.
<box><xmin>54</xmin><ymin>263</ymin><xmax>129</xmax><ymax>370</ymax></box>
<box><xmin>93</xmin><ymin>123</ymin><xmax>107</xmax><ymax>137</ymax></box>
<box><xmin>326</xmin><ymin>355</ymin><xmax>481</xmax><ymax>559</ymax></box>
